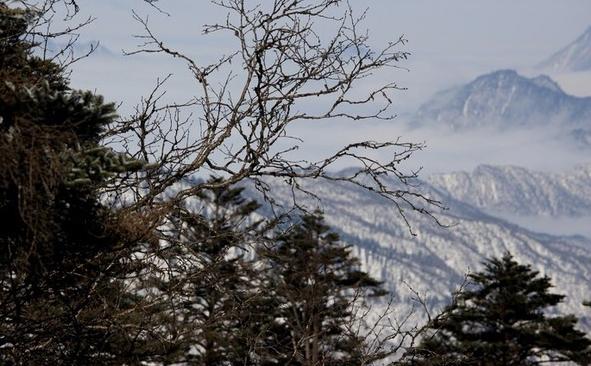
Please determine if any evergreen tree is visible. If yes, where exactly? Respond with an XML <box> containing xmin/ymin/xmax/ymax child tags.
<box><xmin>159</xmin><ymin>179</ymin><xmax>265</xmax><ymax>365</ymax></box>
<box><xmin>259</xmin><ymin>212</ymin><xmax>387</xmax><ymax>366</ymax></box>
<box><xmin>400</xmin><ymin>253</ymin><xmax>591</xmax><ymax>366</ymax></box>
<box><xmin>0</xmin><ymin>4</ymin><xmax>167</xmax><ymax>364</ymax></box>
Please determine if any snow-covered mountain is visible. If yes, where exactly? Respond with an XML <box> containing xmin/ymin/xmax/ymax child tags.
<box><xmin>538</xmin><ymin>26</ymin><xmax>591</xmax><ymax>72</ymax></box>
<box><xmin>415</xmin><ymin>70</ymin><xmax>591</xmax><ymax>136</ymax></box>
<box><xmin>249</xmin><ymin>173</ymin><xmax>591</xmax><ymax>329</ymax></box>
<box><xmin>428</xmin><ymin>163</ymin><xmax>591</xmax><ymax>217</ymax></box>
<box><xmin>44</xmin><ymin>39</ymin><xmax>114</xmax><ymax>58</ymax></box>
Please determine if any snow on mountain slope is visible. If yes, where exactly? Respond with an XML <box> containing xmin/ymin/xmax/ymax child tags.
<box><xmin>248</xmin><ymin>173</ymin><xmax>591</xmax><ymax>328</ymax></box>
<box><xmin>415</xmin><ymin>70</ymin><xmax>591</xmax><ymax>135</ymax></box>
<box><xmin>539</xmin><ymin>26</ymin><xmax>591</xmax><ymax>72</ymax></box>
<box><xmin>428</xmin><ymin>163</ymin><xmax>591</xmax><ymax>217</ymax></box>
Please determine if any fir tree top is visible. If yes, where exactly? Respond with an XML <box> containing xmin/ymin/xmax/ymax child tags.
<box><xmin>401</xmin><ymin>252</ymin><xmax>591</xmax><ymax>366</ymax></box>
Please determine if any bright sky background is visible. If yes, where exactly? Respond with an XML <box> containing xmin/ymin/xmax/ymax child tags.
<box><xmin>71</xmin><ymin>0</ymin><xmax>591</xmax><ymax>104</ymax></box>
<box><xmin>65</xmin><ymin>0</ymin><xmax>591</xmax><ymax>174</ymax></box>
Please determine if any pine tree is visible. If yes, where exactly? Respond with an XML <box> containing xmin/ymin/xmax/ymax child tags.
<box><xmin>0</xmin><ymin>4</ymin><xmax>166</xmax><ymax>364</ymax></box>
<box><xmin>158</xmin><ymin>179</ymin><xmax>266</xmax><ymax>365</ymax></box>
<box><xmin>259</xmin><ymin>212</ymin><xmax>387</xmax><ymax>366</ymax></box>
<box><xmin>401</xmin><ymin>252</ymin><xmax>591</xmax><ymax>366</ymax></box>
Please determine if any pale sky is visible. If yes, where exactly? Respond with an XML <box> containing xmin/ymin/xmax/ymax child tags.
<box><xmin>70</xmin><ymin>0</ymin><xmax>591</xmax><ymax>108</ymax></box>
<box><xmin>65</xmin><ymin>0</ymin><xmax>591</xmax><ymax>174</ymax></box>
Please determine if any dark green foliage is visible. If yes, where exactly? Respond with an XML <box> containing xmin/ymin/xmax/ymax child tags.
<box><xmin>401</xmin><ymin>253</ymin><xmax>591</xmax><ymax>366</ymax></box>
<box><xmin>259</xmin><ymin>212</ymin><xmax>387</xmax><ymax>365</ymax></box>
<box><xmin>158</xmin><ymin>179</ymin><xmax>265</xmax><ymax>365</ymax></box>
<box><xmin>0</xmin><ymin>4</ymin><xmax>164</xmax><ymax>364</ymax></box>
<box><xmin>0</xmin><ymin>5</ymin><xmax>67</xmax><ymax>93</ymax></box>
<box><xmin>0</xmin><ymin>5</ymin><xmax>393</xmax><ymax>364</ymax></box>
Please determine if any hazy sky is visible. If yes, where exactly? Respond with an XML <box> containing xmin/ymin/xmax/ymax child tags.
<box><xmin>75</xmin><ymin>1</ymin><xmax>591</xmax><ymax>60</ymax></box>
<box><xmin>71</xmin><ymin>0</ymin><xmax>591</xmax><ymax>106</ymax></box>
<box><xmin>66</xmin><ymin>0</ymin><xmax>591</xmax><ymax>174</ymax></box>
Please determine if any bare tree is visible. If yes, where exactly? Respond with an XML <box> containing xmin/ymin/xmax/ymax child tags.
<box><xmin>106</xmin><ymin>0</ymin><xmax>443</xmax><ymax>231</ymax></box>
<box><xmin>1</xmin><ymin>1</ymin><xmax>448</xmax><ymax>363</ymax></box>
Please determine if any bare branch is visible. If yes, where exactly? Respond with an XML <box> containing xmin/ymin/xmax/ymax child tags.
<box><xmin>110</xmin><ymin>0</ymin><xmax>443</xmax><ymax>232</ymax></box>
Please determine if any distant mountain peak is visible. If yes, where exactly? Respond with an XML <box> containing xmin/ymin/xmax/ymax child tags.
<box><xmin>416</xmin><ymin>69</ymin><xmax>591</xmax><ymax>133</ymax></box>
<box><xmin>471</xmin><ymin>69</ymin><xmax>517</xmax><ymax>85</ymax></box>
<box><xmin>469</xmin><ymin>70</ymin><xmax>563</xmax><ymax>95</ymax></box>
<box><xmin>486</xmin><ymin>69</ymin><xmax>517</xmax><ymax>77</ymax></box>
<box><xmin>538</xmin><ymin>26</ymin><xmax>591</xmax><ymax>72</ymax></box>
<box><xmin>471</xmin><ymin>69</ymin><xmax>559</xmax><ymax>90</ymax></box>
<box><xmin>43</xmin><ymin>39</ymin><xmax>114</xmax><ymax>58</ymax></box>
<box><xmin>530</xmin><ymin>74</ymin><xmax>563</xmax><ymax>93</ymax></box>
<box><xmin>491</xmin><ymin>69</ymin><xmax>517</xmax><ymax>76</ymax></box>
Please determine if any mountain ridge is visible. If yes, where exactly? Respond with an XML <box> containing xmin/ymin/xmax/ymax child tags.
<box><xmin>538</xmin><ymin>26</ymin><xmax>591</xmax><ymax>72</ymax></box>
<box><xmin>414</xmin><ymin>70</ymin><xmax>591</xmax><ymax>147</ymax></box>
<box><xmin>243</xmin><ymin>172</ymin><xmax>591</xmax><ymax>329</ymax></box>
<box><xmin>415</xmin><ymin>69</ymin><xmax>591</xmax><ymax>131</ymax></box>
<box><xmin>428</xmin><ymin>163</ymin><xmax>591</xmax><ymax>217</ymax></box>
